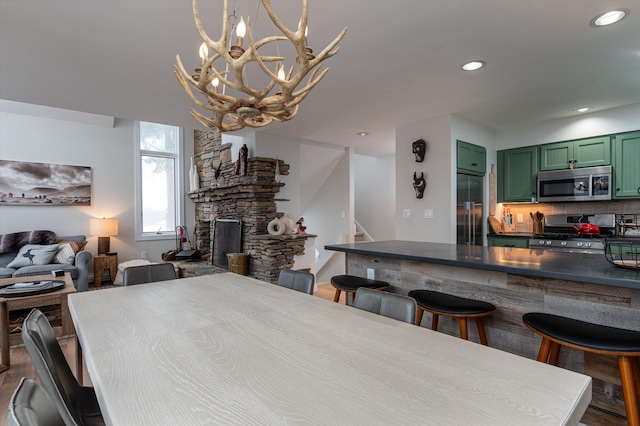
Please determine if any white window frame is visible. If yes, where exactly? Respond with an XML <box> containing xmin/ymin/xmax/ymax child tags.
<box><xmin>134</xmin><ymin>121</ymin><xmax>184</xmax><ymax>241</ymax></box>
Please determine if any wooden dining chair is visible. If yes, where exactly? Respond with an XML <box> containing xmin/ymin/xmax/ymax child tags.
<box><xmin>353</xmin><ymin>287</ymin><xmax>417</xmax><ymax>324</ymax></box>
<box><xmin>22</xmin><ymin>308</ymin><xmax>105</xmax><ymax>426</ymax></box>
<box><xmin>277</xmin><ymin>269</ymin><xmax>315</xmax><ymax>295</ymax></box>
<box><xmin>7</xmin><ymin>377</ymin><xmax>65</xmax><ymax>426</ymax></box>
<box><xmin>123</xmin><ymin>262</ymin><xmax>177</xmax><ymax>286</ymax></box>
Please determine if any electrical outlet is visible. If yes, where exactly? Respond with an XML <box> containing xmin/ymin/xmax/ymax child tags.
<box><xmin>517</xmin><ymin>214</ymin><xmax>524</xmax><ymax>223</ymax></box>
<box><xmin>367</xmin><ymin>268</ymin><xmax>375</xmax><ymax>279</ymax></box>
<box><xmin>424</xmin><ymin>209</ymin><xmax>434</xmax><ymax>219</ymax></box>
<box><xmin>341</xmin><ymin>210</ymin><xmax>346</xmax><ymax>218</ymax></box>
<box><xmin>403</xmin><ymin>209</ymin><xmax>411</xmax><ymax>219</ymax></box>
<box><xmin>141</xmin><ymin>251</ymin><xmax>147</xmax><ymax>259</ymax></box>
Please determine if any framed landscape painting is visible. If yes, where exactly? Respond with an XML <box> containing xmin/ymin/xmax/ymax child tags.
<box><xmin>0</xmin><ymin>160</ymin><xmax>92</xmax><ymax>206</ymax></box>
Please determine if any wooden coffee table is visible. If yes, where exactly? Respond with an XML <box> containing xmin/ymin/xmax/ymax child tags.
<box><xmin>0</xmin><ymin>273</ymin><xmax>75</xmax><ymax>373</ymax></box>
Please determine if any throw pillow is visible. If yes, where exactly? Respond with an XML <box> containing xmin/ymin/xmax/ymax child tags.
<box><xmin>7</xmin><ymin>244</ymin><xmax>60</xmax><ymax>268</ymax></box>
<box><xmin>56</xmin><ymin>239</ymin><xmax>87</xmax><ymax>254</ymax></box>
<box><xmin>53</xmin><ymin>243</ymin><xmax>76</xmax><ymax>264</ymax></box>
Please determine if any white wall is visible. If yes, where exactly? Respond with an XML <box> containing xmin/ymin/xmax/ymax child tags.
<box><xmin>253</xmin><ymin>132</ymin><xmax>302</xmax><ymax>218</ymax></box>
<box><xmin>354</xmin><ymin>154</ymin><xmax>395</xmax><ymax>241</ymax></box>
<box><xmin>496</xmin><ymin>103</ymin><xmax>640</xmax><ymax>149</ymax></box>
<box><xmin>0</xmin><ymin>107</ymin><xmax>196</xmax><ymax>265</ymax></box>
<box><xmin>395</xmin><ymin>114</ymin><xmax>453</xmax><ymax>242</ymax></box>
<box><xmin>304</xmin><ymin>153</ymin><xmax>352</xmax><ymax>283</ymax></box>
<box><xmin>253</xmin><ymin>131</ymin><xmax>352</xmax><ymax>280</ymax></box>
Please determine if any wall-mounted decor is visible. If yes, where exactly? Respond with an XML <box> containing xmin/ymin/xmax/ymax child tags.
<box><xmin>412</xmin><ymin>138</ymin><xmax>427</xmax><ymax>162</ymax></box>
<box><xmin>413</xmin><ymin>172</ymin><xmax>426</xmax><ymax>199</ymax></box>
<box><xmin>0</xmin><ymin>160</ymin><xmax>91</xmax><ymax>206</ymax></box>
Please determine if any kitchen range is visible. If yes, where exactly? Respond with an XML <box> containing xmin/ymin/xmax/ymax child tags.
<box><xmin>528</xmin><ymin>213</ymin><xmax>616</xmax><ymax>254</ymax></box>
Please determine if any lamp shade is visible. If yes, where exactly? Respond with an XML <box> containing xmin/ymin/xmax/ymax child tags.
<box><xmin>90</xmin><ymin>218</ymin><xmax>118</xmax><ymax>237</ymax></box>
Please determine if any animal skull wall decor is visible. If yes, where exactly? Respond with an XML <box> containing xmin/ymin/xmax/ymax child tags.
<box><xmin>412</xmin><ymin>138</ymin><xmax>427</xmax><ymax>162</ymax></box>
<box><xmin>413</xmin><ymin>172</ymin><xmax>426</xmax><ymax>199</ymax></box>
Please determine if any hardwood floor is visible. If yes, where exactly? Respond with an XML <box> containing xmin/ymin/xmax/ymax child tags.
<box><xmin>0</xmin><ymin>283</ymin><xmax>622</xmax><ymax>425</ymax></box>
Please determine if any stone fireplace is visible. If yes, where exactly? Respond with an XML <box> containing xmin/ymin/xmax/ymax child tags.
<box><xmin>189</xmin><ymin>130</ymin><xmax>314</xmax><ymax>283</ymax></box>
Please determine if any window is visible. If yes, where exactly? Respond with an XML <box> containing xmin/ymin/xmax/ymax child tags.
<box><xmin>135</xmin><ymin>121</ymin><xmax>183</xmax><ymax>240</ymax></box>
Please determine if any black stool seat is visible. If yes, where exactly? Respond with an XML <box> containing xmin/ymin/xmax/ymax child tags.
<box><xmin>330</xmin><ymin>275</ymin><xmax>390</xmax><ymax>305</ymax></box>
<box><xmin>408</xmin><ymin>289</ymin><xmax>496</xmax><ymax>345</ymax></box>
<box><xmin>331</xmin><ymin>275</ymin><xmax>389</xmax><ymax>291</ymax></box>
<box><xmin>408</xmin><ymin>290</ymin><xmax>496</xmax><ymax>315</ymax></box>
<box><xmin>524</xmin><ymin>312</ymin><xmax>640</xmax><ymax>425</ymax></box>
<box><xmin>523</xmin><ymin>312</ymin><xmax>640</xmax><ymax>353</ymax></box>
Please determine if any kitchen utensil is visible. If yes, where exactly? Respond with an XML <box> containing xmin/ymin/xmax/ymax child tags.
<box><xmin>573</xmin><ymin>222</ymin><xmax>600</xmax><ymax>235</ymax></box>
<box><xmin>488</xmin><ymin>216</ymin><xmax>503</xmax><ymax>234</ymax></box>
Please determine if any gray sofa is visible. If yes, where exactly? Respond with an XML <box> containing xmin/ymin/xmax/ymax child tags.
<box><xmin>0</xmin><ymin>233</ymin><xmax>92</xmax><ymax>292</ymax></box>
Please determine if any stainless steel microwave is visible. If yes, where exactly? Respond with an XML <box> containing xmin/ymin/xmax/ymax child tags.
<box><xmin>537</xmin><ymin>165</ymin><xmax>612</xmax><ymax>202</ymax></box>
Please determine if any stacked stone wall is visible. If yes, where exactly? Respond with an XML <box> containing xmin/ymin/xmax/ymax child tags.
<box><xmin>189</xmin><ymin>130</ymin><xmax>313</xmax><ymax>283</ymax></box>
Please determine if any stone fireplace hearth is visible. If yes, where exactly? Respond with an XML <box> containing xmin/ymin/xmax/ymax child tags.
<box><xmin>189</xmin><ymin>130</ymin><xmax>315</xmax><ymax>283</ymax></box>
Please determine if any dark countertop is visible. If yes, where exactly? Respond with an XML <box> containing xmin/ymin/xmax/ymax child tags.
<box><xmin>325</xmin><ymin>240</ymin><xmax>640</xmax><ymax>290</ymax></box>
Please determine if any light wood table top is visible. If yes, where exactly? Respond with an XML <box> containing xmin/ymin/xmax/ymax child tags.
<box><xmin>68</xmin><ymin>273</ymin><xmax>591</xmax><ymax>425</ymax></box>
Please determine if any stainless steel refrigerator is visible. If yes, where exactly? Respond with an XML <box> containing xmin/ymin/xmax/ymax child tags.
<box><xmin>457</xmin><ymin>173</ymin><xmax>483</xmax><ymax>245</ymax></box>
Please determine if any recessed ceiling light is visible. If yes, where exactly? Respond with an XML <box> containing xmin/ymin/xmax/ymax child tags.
<box><xmin>590</xmin><ymin>9</ymin><xmax>629</xmax><ymax>27</ymax></box>
<box><xmin>356</xmin><ymin>132</ymin><xmax>369</xmax><ymax>137</ymax></box>
<box><xmin>574</xmin><ymin>107</ymin><xmax>590</xmax><ymax>113</ymax></box>
<box><xmin>461</xmin><ymin>60</ymin><xmax>486</xmax><ymax>71</ymax></box>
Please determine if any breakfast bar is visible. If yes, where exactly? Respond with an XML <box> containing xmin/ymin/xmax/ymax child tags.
<box><xmin>325</xmin><ymin>240</ymin><xmax>640</xmax><ymax>424</ymax></box>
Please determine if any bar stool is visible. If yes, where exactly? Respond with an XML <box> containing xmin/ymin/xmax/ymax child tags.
<box><xmin>523</xmin><ymin>312</ymin><xmax>640</xmax><ymax>426</ymax></box>
<box><xmin>408</xmin><ymin>289</ymin><xmax>496</xmax><ymax>345</ymax></box>
<box><xmin>330</xmin><ymin>275</ymin><xmax>390</xmax><ymax>305</ymax></box>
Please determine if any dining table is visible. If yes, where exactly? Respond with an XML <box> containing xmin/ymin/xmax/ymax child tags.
<box><xmin>68</xmin><ymin>272</ymin><xmax>592</xmax><ymax>425</ymax></box>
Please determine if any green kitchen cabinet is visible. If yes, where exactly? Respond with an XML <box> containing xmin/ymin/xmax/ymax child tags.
<box><xmin>613</xmin><ymin>131</ymin><xmax>640</xmax><ymax>199</ymax></box>
<box><xmin>539</xmin><ymin>136</ymin><xmax>611</xmax><ymax>171</ymax></box>
<box><xmin>487</xmin><ymin>236</ymin><xmax>529</xmax><ymax>248</ymax></box>
<box><xmin>457</xmin><ymin>140</ymin><xmax>486</xmax><ymax>176</ymax></box>
<box><xmin>497</xmin><ymin>146</ymin><xmax>539</xmax><ymax>202</ymax></box>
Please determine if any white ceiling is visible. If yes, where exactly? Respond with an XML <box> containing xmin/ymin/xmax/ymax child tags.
<box><xmin>1</xmin><ymin>1</ymin><xmax>638</xmax><ymax>157</ymax></box>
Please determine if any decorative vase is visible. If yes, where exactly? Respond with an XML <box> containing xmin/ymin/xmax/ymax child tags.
<box><xmin>189</xmin><ymin>157</ymin><xmax>199</xmax><ymax>191</ymax></box>
<box><xmin>267</xmin><ymin>218</ymin><xmax>285</xmax><ymax>236</ymax></box>
<box><xmin>281</xmin><ymin>214</ymin><xmax>295</xmax><ymax>234</ymax></box>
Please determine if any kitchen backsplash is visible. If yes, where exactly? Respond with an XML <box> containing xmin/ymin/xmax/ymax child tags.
<box><xmin>497</xmin><ymin>199</ymin><xmax>640</xmax><ymax>234</ymax></box>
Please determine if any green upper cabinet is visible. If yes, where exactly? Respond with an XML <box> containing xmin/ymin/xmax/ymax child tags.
<box><xmin>497</xmin><ymin>146</ymin><xmax>539</xmax><ymax>202</ymax></box>
<box><xmin>539</xmin><ymin>136</ymin><xmax>611</xmax><ymax>171</ymax></box>
<box><xmin>613</xmin><ymin>131</ymin><xmax>640</xmax><ymax>199</ymax></box>
<box><xmin>457</xmin><ymin>140</ymin><xmax>486</xmax><ymax>176</ymax></box>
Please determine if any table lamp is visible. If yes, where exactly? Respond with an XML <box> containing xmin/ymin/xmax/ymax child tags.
<box><xmin>90</xmin><ymin>217</ymin><xmax>118</xmax><ymax>255</ymax></box>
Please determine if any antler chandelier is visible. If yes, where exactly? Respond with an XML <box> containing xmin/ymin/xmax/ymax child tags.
<box><xmin>175</xmin><ymin>0</ymin><xmax>347</xmax><ymax>132</ymax></box>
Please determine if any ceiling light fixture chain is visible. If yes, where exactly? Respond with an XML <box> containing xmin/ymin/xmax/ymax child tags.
<box><xmin>175</xmin><ymin>0</ymin><xmax>347</xmax><ymax>132</ymax></box>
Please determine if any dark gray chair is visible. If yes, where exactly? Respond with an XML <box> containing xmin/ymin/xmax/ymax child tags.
<box><xmin>353</xmin><ymin>287</ymin><xmax>417</xmax><ymax>324</ymax></box>
<box><xmin>123</xmin><ymin>262</ymin><xmax>176</xmax><ymax>286</ymax></box>
<box><xmin>277</xmin><ymin>269</ymin><xmax>315</xmax><ymax>295</ymax></box>
<box><xmin>8</xmin><ymin>378</ymin><xmax>65</xmax><ymax>426</ymax></box>
<box><xmin>22</xmin><ymin>309</ymin><xmax>104</xmax><ymax>426</ymax></box>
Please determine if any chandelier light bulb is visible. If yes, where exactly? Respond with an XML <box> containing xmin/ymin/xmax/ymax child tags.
<box><xmin>199</xmin><ymin>42</ymin><xmax>208</xmax><ymax>64</ymax></box>
<box><xmin>277</xmin><ymin>65</ymin><xmax>285</xmax><ymax>80</ymax></box>
<box><xmin>212</xmin><ymin>77</ymin><xmax>219</xmax><ymax>88</ymax></box>
<box><xmin>236</xmin><ymin>17</ymin><xmax>246</xmax><ymax>41</ymax></box>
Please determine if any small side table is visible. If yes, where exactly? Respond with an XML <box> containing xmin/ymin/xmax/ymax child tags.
<box><xmin>94</xmin><ymin>254</ymin><xmax>118</xmax><ymax>286</ymax></box>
